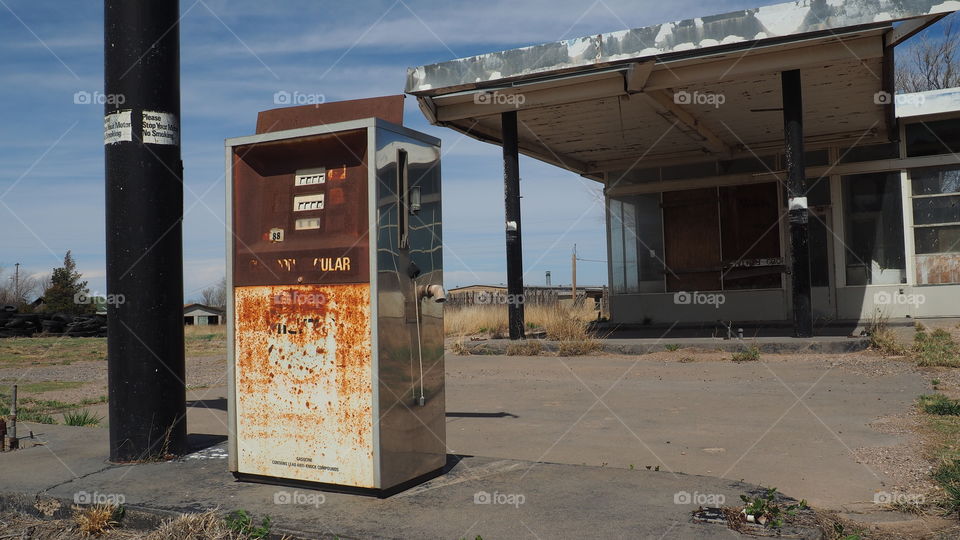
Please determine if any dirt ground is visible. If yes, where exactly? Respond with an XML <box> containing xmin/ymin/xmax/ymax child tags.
<box><xmin>0</xmin><ymin>329</ymin><xmax>227</xmax><ymax>421</ymax></box>
<box><xmin>2</xmin><ymin>332</ymin><xmax>959</xmax><ymax>538</ymax></box>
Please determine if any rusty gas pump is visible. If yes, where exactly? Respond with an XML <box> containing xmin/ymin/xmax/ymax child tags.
<box><xmin>226</xmin><ymin>113</ymin><xmax>445</xmax><ymax>494</ymax></box>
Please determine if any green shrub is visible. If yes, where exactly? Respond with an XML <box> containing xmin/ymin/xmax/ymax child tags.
<box><xmin>731</xmin><ymin>346</ymin><xmax>760</xmax><ymax>362</ymax></box>
<box><xmin>63</xmin><ymin>409</ymin><xmax>104</xmax><ymax>427</ymax></box>
<box><xmin>919</xmin><ymin>394</ymin><xmax>960</xmax><ymax>416</ymax></box>
<box><xmin>933</xmin><ymin>459</ymin><xmax>960</xmax><ymax>516</ymax></box>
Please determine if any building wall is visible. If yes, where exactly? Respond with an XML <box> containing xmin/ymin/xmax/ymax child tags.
<box><xmin>606</xmin><ymin>98</ymin><xmax>960</xmax><ymax>325</ymax></box>
<box><xmin>610</xmin><ymin>290</ymin><xmax>786</xmax><ymax>323</ymax></box>
<box><xmin>184</xmin><ymin>309</ymin><xmax>222</xmax><ymax>325</ymax></box>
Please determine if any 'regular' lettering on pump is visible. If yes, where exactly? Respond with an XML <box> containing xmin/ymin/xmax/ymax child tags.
<box><xmin>314</xmin><ymin>257</ymin><xmax>351</xmax><ymax>272</ymax></box>
<box><xmin>271</xmin><ymin>256</ymin><xmax>353</xmax><ymax>273</ymax></box>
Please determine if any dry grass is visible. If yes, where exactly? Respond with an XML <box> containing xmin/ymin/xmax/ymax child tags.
<box><xmin>449</xmin><ymin>336</ymin><xmax>471</xmax><ymax>355</ymax></box>
<box><xmin>0</xmin><ymin>337</ymin><xmax>105</xmax><ymax>367</ymax></box>
<box><xmin>914</xmin><ymin>328</ymin><xmax>960</xmax><ymax>367</ymax></box>
<box><xmin>0</xmin><ymin>325</ymin><xmax>227</xmax><ymax>368</ymax></box>
<box><xmin>445</xmin><ymin>303</ymin><xmax>602</xmax><ymax>356</ymax></box>
<box><xmin>145</xmin><ymin>510</ymin><xmax>248</xmax><ymax>540</ymax></box>
<box><xmin>538</xmin><ymin>304</ymin><xmax>602</xmax><ymax>356</ymax></box>
<box><xmin>866</xmin><ymin>312</ymin><xmax>909</xmax><ymax>357</ymax></box>
<box><xmin>444</xmin><ymin>303</ymin><xmax>597</xmax><ymax>338</ymax></box>
<box><xmin>506</xmin><ymin>340</ymin><xmax>543</xmax><ymax>356</ymax></box>
<box><xmin>1</xmin><ymin>509</ymin><xmax>271</xmax><ymax>539</ymax></box>
<box><xmin>73</xmin><ymin>504</ymin><xmax>119</xmax><ymax>537</ymax></box>
<box><xmin>183</xmin><ymin>325</ymin><xmax>227</xmax><ymax>338</ymax></box>
<box><xmin>184</xmin><ymin>325</ymin><xmax>228</xmax><ymax>357</ymax></box>
<box><xmin>444</xmin><ymin>305</ymin><xmax>509</xmax><ymax>338</ymax></box>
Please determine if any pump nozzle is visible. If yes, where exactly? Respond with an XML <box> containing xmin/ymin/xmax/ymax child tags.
<box><xmin>418</xmin><ymin>284</ymin><xmax>446</xmax><ymax>303</ymax></box>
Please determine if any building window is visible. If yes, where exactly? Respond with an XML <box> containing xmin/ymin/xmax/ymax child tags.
<box><xmin>905</xmin><ymin>119</ymin><xmax>960</xmax><ymax>157</ymax></box>
<box><xmin>911</xmin><ymin>165</ymin><xmax>960</xmax><ymax>284</ymax></box>
<box><xmin>608</xmin><ymin>194</ymin><xmax>663</xmax><ymax>293</ymax></box>
<box><xmin>842</xmin><ymin>172</ymin><xmax>906</xmax><ymax>285</ymax></box>
<box><xmin>838</xmin><ymin>142</ymin><xmax>899</xmax><ymax>163</ymax></box>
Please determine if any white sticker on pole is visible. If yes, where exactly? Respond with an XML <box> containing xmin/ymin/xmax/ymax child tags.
<box><xmin>103</xmin><ymin>110</ymin><xmax>132</xmax><ymax>145</ymax></box>
<box><xmin>142</xmin><ymin>110</ymin><xmax>180</xmax><ymax>146</ymax></box>
<box><xmin>788</xmin><ymin>197</ymin><xmax>808</xmax><ymax>211</ymax></box>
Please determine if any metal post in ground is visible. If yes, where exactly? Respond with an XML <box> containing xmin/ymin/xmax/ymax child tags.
<box><xmin>9</xmin><ymin>384</ymin><xmax>17</xmax><ymax>450</ymax></box>
<box><xmin>104</xmin><ymin>0</ymin><xmax>187</xmax><ymax>461</ymax></box>
<box><xmin>782</xmin><ymin>69</ymin><xmax>813</xmax><ymax>338</ymax></box>
<box><xmin>501</xmin><ymin>111</ymin><xmax>525</xmax><ymax>340</ymax></box>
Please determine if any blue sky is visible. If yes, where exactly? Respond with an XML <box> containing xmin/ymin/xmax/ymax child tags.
<box><xmin>0</xmin><ymin>0</ymin><xmax>941</xmax><ymax>299</ymax></box>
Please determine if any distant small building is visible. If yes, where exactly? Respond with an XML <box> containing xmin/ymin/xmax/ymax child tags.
<box><xmin>184</xmin><ymin>303</ymin><xmax>224</xmax><ymax>325</ymax></box>
<box><xmin>447</xmin><ymin>284</ymin><xmax>604</xmax><ymax>307</ymax></box>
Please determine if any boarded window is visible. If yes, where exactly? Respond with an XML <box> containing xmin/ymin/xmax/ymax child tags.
<box><xmin>663</xmin><ymin>188</ymin><xmax>722</xmax><ymax>292</ymax></box>
<box><xmin>719</xmin><ymin>183</ymin><xmax>782</xmax><ymax>290</ymax></box>
<box><xmin>661</xmin><ymin>184</ymin><xmax>783</xmax><ymax>292</ymax></box>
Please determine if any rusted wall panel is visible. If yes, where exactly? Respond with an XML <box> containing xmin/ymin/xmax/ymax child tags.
<box><xmin>256</xmin><ymin>95</ymin><xmax>404</xmax><ymax>133</ymax></box>
<box><xmin>916</xmin><ymin>253</ymin><xmax>960</xmax><ymax>285</ymax></box>
<box><xmin>234</xmin><ymin>284</ymin><xmax>374</xmax><ymax>487</ymax></box>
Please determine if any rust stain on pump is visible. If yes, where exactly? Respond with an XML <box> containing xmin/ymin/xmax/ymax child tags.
<box><xmin>234</xmin><ymin>283</ymin><xmax>374</xmax><ymax>487</ymax></box>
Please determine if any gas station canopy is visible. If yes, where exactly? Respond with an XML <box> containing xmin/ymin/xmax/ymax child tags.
<box><xmin>406</xmin><ymin>0</ymin><xmax>959</xmax><ymax>181</ymax></box>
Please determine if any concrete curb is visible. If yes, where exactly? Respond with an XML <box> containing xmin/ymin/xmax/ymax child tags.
<box><xmin>450</xmin><ymin>337</ymin><xmax>871</xmax><ymax>355</ymax></box>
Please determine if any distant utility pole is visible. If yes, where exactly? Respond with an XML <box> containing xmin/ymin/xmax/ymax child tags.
<box><xmin>571</xmin><ymin>244</ymin><xmax>577</xmax><ymax>303</ymax></box>
<box><xmin>13</xmin><ymin>263</ymin><xmax>19</xmax><ymax>304</ymax></box>
<box><xmin>104</xmin><ymin>0</ymin><xmax>187</xmax><ymax>461</ymax></box>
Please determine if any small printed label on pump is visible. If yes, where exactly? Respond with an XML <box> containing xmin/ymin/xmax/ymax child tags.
<box><xmin>142</xmin><ymin>110</ymin><xmax>179</xmax><ymax>146</ymax></box>
<box><xmin>103</xmin><ymin>110</ymin><xmax>132</xmax><ymax>144</ymax></box>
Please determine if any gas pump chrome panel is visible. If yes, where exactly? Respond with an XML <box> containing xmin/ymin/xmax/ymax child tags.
<box><xmin>373</xmin><ymin>127</ymin><xmax>445</xmax><ymax>489</ymax></box>
<box><xmin>225</xmin><ymin>118</ymin><xmax>443</xmax><ymax>492</ymax></box>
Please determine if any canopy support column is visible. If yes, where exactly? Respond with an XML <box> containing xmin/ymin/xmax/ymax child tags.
<box><xmin>782</xmin><ymin>69</ymin><xmax>813</xmax><ymax>338</ymax></box>
<box><xmin>502</xmin><ymin>111</ymin><xmax>526</xmax><ymax>340</ymax></box>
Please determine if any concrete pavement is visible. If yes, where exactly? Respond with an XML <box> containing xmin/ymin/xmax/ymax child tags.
<box><xmin>445</xmin><ymin>354</ymin><xmax>925</xmax><ymax>510</ymax></box>
<box><xmin>2</xmin><ymin>351</ymin><xmax>926</xmax><ymax>538</ymax></box>
<box><xmin>77</xmin><ymin>352</ymin><xmax>925</xmax><ymax>511</ymax></box>
<box><xmin>0</xmin><ymin>422</ymin><xmax>809</xmax><ymax>539</ymax></box>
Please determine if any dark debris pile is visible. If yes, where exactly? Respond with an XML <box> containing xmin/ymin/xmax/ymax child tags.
<box><xmin>0</xmin><ymin>305</ymin><xmax>106</xmax><ymax>338</ymax></box>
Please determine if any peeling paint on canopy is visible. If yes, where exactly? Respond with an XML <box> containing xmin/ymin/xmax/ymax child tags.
<box><xmin>405</xmin><ymin>0</ymin><xmax>960</xmax><ymax>95</ymax></box>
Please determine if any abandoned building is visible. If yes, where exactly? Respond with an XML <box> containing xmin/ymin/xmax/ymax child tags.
<box><xmin>406</xmin><ymin>0</ymin><xmax>960</xmax><ymax>335</ymax></box>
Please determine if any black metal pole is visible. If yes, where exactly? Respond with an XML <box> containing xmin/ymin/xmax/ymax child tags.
<box><xmin>502</xmin><ymin>111</ymin><xmax>525</xmax><ymax>340</ymax></box>
<box><xmin>782</xmin><ymin>69</ymin><xmax>813</xmax><ymax>338</ymax></box>
<box><xmin>105</xmin><ymin>0</ymin><xmax>187</xmax><ymax>461</ymax></box>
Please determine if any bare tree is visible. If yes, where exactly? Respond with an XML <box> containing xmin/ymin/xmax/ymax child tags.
<box><xmin>897</xmin><ymin>16</ymin><xmax>960</xmax><ymax>93</ymax></box>
<box><xmin>200</xmin><ymin>277</ymin><xmax>227</xmax><ymax>310</ymax></box>
<box><xmin>0</xmin><ymin>266</ymin><xmax>43</xmax><ymax>309</ymax></box>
